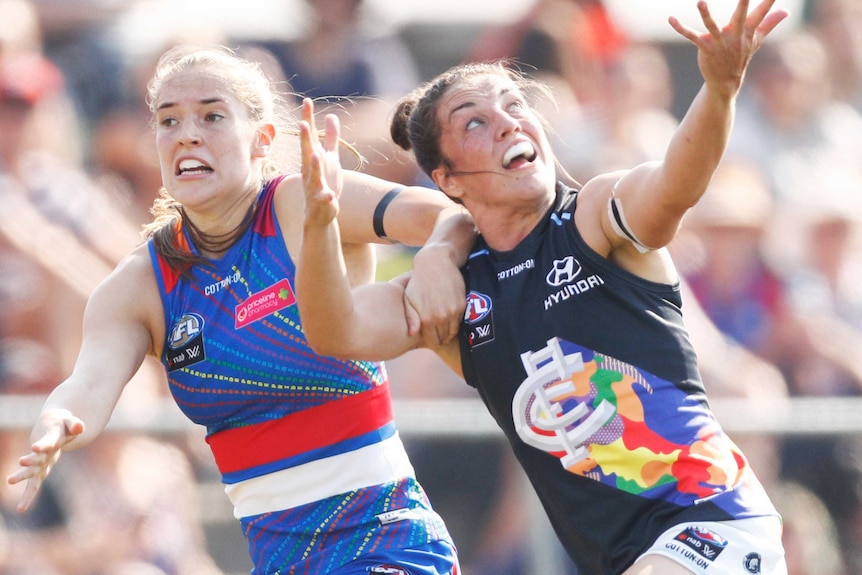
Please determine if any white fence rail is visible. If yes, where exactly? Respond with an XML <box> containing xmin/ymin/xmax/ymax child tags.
<box><xmin>2</xmin><ymin>394</ymin><xmax>861</xmax><ymax>436</ymax></box>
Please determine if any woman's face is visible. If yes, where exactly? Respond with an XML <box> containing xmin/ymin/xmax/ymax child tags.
<box><xmin>432</xmin><ymin>73</ymin><xmax>556</xmax><ymax>205</ymax></box>
<box><xmin>153</xmin><ymin>67</ymin><xmax>268</xmax><ymax>213</ymax></box>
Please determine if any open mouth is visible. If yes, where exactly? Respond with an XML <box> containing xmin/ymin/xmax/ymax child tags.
<box><xmin>503</xmin><ymin>141</ymin><xmax>537</xmax><ymax>169</ymax></box>
<box><xmin>177</xmin><ymin>158</ymin><xmax>213</xmax><ymax>176</ymax></box>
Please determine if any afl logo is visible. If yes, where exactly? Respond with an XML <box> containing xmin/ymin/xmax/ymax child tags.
<box><xmin>464</xmin><ymin>291</ymin><xmax>492</xmax><ymax>324</ymax></box>
<box><xmin>169</xmin><ymin>313</ymin><xmax>204</xmax><ymax>349</ymax></box>
<box><xmin>546</xmin><ymin>256</ymin><xmax>581</xmax><ymax>287</ymax></box>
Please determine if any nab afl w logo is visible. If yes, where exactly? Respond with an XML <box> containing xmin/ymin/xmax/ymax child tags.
<box><xmin>465</xmin><ymin>291</ymin><xmax>494</xmax><ymax>347</ymax></box>
<box><xmin>166</xmin><ymin>313</ymin><xmax>206</xmax><ymax>372</ymax></box>
<box><xmin>546</xmin><ymin>256</ymin><xmax>581</xmax><ymax>286</ymax></box>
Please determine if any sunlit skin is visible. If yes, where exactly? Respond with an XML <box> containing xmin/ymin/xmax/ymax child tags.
<box><xmin>154</xmin><ymin>69</ymin><xmax>274</xmax><ymax>244</ymax></box>
<box><xmin>431</xmin><ymin>76</ymin><xmax>557</xmax><ymax>252</ymax></box>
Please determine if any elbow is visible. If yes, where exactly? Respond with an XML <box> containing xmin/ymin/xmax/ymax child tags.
<box><xmin>303</xmin><ymin>329</ymin><xmax>354</xmax><ymax>361</ymax></box>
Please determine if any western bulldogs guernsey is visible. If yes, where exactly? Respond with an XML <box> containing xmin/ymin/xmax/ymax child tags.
<box><xmin>458</xmin><ymin>184</ymin><xmax>778</xmax><ymax>574</ymax></box>
<box><xmin>149</xmin><ymin>178</ymin><xmax>455</xmax><ymax>575</ymax></box>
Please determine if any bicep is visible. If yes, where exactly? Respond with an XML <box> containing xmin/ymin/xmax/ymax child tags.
<box><xmin>66</xmin><ymin>255</ymin><xmax>160</xmax><ymax>420</ymax></box>
<box><xmin>338</xmin><ymin>171</ymin><xmax>454</xmax><ymax>247</ymax></box>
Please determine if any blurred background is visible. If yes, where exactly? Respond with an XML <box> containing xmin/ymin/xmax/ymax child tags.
<box><xmin>2</xmin><ymin>0</ymin><xmax>862</xmax><ymax>574</ymax></box>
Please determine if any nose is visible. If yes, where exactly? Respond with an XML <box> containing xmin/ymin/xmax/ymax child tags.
<box><xmin>178</xmin><ymin>119</ymin><xmax>202</xmax><ymax>146</ymax></box>
<box><xmin>493</xmin><ymin>108</ymin><xmax>520</xmax><ymax>140</ymax></box>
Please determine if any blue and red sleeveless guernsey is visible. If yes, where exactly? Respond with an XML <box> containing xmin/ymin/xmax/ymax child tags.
<box><xmin>149</xmin><ymin>178</ymin><xmax>456</xmax><ymax>575</ymax></box>
<box><xmin>458</xmin><ymin>183</ymin><xmax>780</xmax><ymax>575</ymax></box>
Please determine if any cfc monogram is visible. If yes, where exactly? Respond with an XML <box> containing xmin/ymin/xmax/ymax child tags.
<box><xmin>512</xmin><ymin>337</ymin><xmax>616</xmax><ymax>468</ymax></box>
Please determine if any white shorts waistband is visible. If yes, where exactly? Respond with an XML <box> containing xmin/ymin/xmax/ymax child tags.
<box><xmin>224</xmin><ymin>431</ymin><xmax>416</xmax><ymax>518</ymax></box>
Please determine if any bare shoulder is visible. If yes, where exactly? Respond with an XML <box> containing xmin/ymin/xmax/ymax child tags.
<box><xmin>575</xmin><ymin>171</ymin><xmax>624</xmax><ymax>256</ymax></box>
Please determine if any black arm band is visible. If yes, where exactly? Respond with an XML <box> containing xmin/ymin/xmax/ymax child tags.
<box><xmin>372</xmin><ymin>186</ymin><xmax>404</xmax><ymax>239</ymax></box>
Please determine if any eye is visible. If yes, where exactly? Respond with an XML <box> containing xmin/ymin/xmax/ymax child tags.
<box><xmin>466</xmin><ymin>117</ymin><xmax>483</xmax><ymax>130</ymax></box>
<box><xmin>205</xmin><ymin>111</ymin><xmax>225</xmax><ymax>122</ymax></box>
<box><xmin>158</xmin><ymin>116</ymin><xmax>177</xmax><ymax>128</ymax></box>
<box><xmin>507</xmin><ymin>100</ymin><xmax>525</xmax><ymax>114</ymax></box>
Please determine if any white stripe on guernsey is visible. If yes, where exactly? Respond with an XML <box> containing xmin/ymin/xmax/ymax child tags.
<box><xmin>225</xmin><ymin>432</ymin><xmax>416</xmax><ymax>518</ymax></box>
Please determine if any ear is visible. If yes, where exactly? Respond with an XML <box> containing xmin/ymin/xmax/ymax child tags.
<box><xmin>253</xmin><ymin>123</ymin><xmax>276</xmax><ymax>157</ymax></box>
<box><xmin>432</xmin><ymin>167</ymin><xmax>463</xmax><ymax>200</ymax></box>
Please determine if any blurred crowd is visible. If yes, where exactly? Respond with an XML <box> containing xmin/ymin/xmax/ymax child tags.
<box><xmin>1</xmin><ymin>0</ymin><xmax>861</xmax><ymax>574</ymax></box>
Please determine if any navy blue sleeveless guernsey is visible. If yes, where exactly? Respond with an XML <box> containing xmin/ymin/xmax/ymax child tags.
<box><xmin>458</xmin><ymin>183</ymin><xmax>778</xmax><ymax>574</ymax></box>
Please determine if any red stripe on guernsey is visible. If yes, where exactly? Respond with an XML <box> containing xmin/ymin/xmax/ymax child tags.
<box><xmin>252</xmin><ymin>176</ymin><xmax>286</xmax><ymax>237</ymax></box>
<box><xmin>156</xmin><ymin>221</ymin><xmax>193</xmax><ymax>294</ymax></box>
<box><xmin>207</xmin><ymin>383</ymin><xmax>393</xmax><ymax>475</ymax></box>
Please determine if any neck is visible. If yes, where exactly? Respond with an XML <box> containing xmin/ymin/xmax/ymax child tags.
<box><xmin>471</xmin><ymin>192</ymin><xmax>555</xmax><ymax>252</ymax></box>
<box><xmin>181</xmin><ymin>184</ymin><xmax>262</xmax><ymax>257</ymax></box>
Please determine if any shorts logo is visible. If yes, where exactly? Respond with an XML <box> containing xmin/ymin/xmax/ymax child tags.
<box><xmin>368</xmin><ymin>565</ymin><xmax>411</xmax><ymax>575</ymax></box>
<box><xmin>166</xmin><ymin>313</ymin><xmax>206</xmax><ymax>372</ymax></box>
<box><xmin>675</xmin><ymin>526</ymin><xmax>728</xmax><ymax>561</ymax></box>
<box><xmin>464</xmin><ymin>291</ymin><xmax>494</xmax><ymax>347</ymax></box>
<box><xmin>744</xmin><ymin>552</ymin><xmax>762</xmax><ymax>573</ymax></box>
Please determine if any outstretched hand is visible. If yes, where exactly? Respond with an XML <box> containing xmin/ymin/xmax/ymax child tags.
<box><xmin>300</xmin><ymin>98</ymin><xmax>343</xmax><ymax>228</ymax></box>
<box><xmin>6</xmin><ymin>409</ymin><xmax>85</xmax><ymax>512</ymax></box>
<box><xmin>669</xmin><ymin>0</ymin><xmax>788</xmax><ymax>97</ymax></box>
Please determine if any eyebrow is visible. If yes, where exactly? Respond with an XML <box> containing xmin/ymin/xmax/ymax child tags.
<box><xmin>447</xmin><ymin>85</ymin><xmax>513</xmax><ymax>123</ymax></box>
<box><xmin>156</xmin><ymin>97</ymin><xmax>227</xmax><ymax>112</ymax></box>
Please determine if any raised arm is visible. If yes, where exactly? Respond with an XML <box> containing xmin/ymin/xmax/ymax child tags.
<box><xmin>585</xmin><ymin>0</ymin><xmax>787</xmax><ymax>254</ymax></box>
<box><xmin>6</xmin><ymin>247</ymin><xmax>161</xmax><ymax>512</ymax></box>
<box><xmin>291</xmin><ymin>98</ymin><xmax>475</xmax><ymax>346</ymax></box>
<box><xmin>296</xmin><ymin>105</ymin><xmax>464</xmax><ymax>372</ymax></box>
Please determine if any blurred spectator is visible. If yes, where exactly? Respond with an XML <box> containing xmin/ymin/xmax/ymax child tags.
<box><xmin>35</xmin><ymin>2</ymin><xmax>127</xmax><ymax>156</ymax></box>
<box><xmin>770</xmin><ymin>480</ymin><xmax>848</xmax><ymax>575</ymax></box>
<box><xmin>250</xmin><ymin>0</ymin><xmax>419</xmax><ymax>103</ymax></box>
<box><xmin>88</xmin><ymin>41</ymin><xmax>182</xmax><ymax>229</ymax></box>
<box><xmin>1</xmin><ymin>428</ymin><xmax>224</xmax><ymax>575</ymax></box>
<box><xmin>242</xmin><ymin>0</ymin><xmax>423</xmax><ymax>184</ymax></box>
<box><xmin>0</xmin><ymin>429</ymin><xmax>69</xmax><ymax>575</ymax></box>
<box><xmin>775</xmin><ymin>165</ymin><xmax>862</xmax><ymax>396</ymax></box>
<box><xmin>469</xmin><ymin>0</ymin><xmax>625</xmax><ymax>106</ymax></box>
<box><xmin>810</xmin><ymin>0</ymin><xmax>862</xmax><ymax>115</ymax></box>
<box><xmin>675</xmin><ymin>159</ymin><xmax>793</xmax><ymax>362</ymax></box>
<box><xmin>770</xmin><ymin>166</ymin><xmax>862</xmax><ymax>574</ymax></box>
<box><xmin>0</xmin><ymin>1</ymin><xmax>106</xmax><ymax>383</ymax></box>
<box><xmin>55</xmin><ymin>433</ymin><xmax>224</xmax><ymax>575</ymax></box>
<box><xmin>560</xmin><ymin>41</ymin><xmax>678</xmax><ymax>180</ymax></box>
<box><xmin>0</xmin><ymin>0</ymin><xmax>146</xmax><ymax>380</ymax></box>
<box><xmin>726</xmin><ymin>27</ymin><xmax>862</xmax><ymax>205</ymax></box>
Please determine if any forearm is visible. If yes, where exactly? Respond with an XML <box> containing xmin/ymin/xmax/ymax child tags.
<box><xmin>297</xmin><ymin>218</ymin><xmax>362</xmax><ymax>355</ymax></box>
<box><xmin>417</xmin><ymin>204</ymin><xmax>476</xmax><ymax>268</ymax></box>
<box><xmin>37</xmin><ymin>374</ymin><xmax>121</xmax><ymax>450</ymax></box>
<box><xmin>660</xmin><ymin>83</ymin><xmax>734</xmax><ymax>209</ymax></box>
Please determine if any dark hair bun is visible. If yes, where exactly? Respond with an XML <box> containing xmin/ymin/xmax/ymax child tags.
<box><xmin>390</xmin><ymin>97</ymin><xmax>416</xmax><ymax>151</ymax></box>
